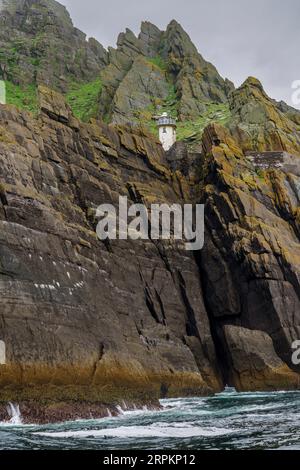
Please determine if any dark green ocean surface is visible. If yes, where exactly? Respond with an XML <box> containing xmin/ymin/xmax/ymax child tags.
<box><xmin>1</xmin><ymin>388</ymin><xmax>300</xmax><ymax>450</ymax></box>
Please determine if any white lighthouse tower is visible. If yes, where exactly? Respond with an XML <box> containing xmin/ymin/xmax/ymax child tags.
<box><xmin>157</xmin><ymin>112</ymin><xmax>177</xmax><ymax>151</ymax></box>
<box><xmin>0</xmin><ymin>81</ymin><xmax>6</xmax><ymax>105</ymax></box>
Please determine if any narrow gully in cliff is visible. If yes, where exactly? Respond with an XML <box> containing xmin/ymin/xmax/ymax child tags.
<box><xmin>193</xmin><ymin>249</ymin><xmax>230</xmax><ymax>390</ymax></box>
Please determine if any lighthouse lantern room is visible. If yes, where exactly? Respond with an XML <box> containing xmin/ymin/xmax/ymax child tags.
<box><xmin>157</xmin><ymin>112</ymin><xmax>177</xmax><ymax>151</ymax></box>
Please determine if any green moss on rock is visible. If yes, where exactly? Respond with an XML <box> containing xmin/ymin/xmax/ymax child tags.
<box><xmin>147</xmin><ymin>56</ymin><xmax>167</xmax><ymax>71</ymax></box>
<box><xmin>66</xmin><ymin>78</ymin><xmax>102</xmax><ymax>121</ymax></box>
<box><xmin>5</xmin><ymin>81</ymin><xmax>38</xmax><ymax>114</ymax></box>
<box><xmin>176</xmin><ymin>103</ymin><xmax>231</xmax><ymax>146</ymax></box>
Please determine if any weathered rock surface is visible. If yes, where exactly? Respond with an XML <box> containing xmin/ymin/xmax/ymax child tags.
<box><xmin>107</xmin><ymin>55</ymin><xmax>170</xmax><ymax>125</ymax></box>
<box><xmin>1</xmin><ymin>0</ymin><xmax>300</xmax><ymax>423</ymax></box>
<box><xmin>228</xmin><ymin>77</ymin><xmax>300</xmax><ymax>156</ymax></box>
<box><xmin>160</xmin><ymin>20</ymin><xmax>231</xmax><ymax>120</ymax></box>
<box><xmin>0</xmin><ymin>0</ymin><xmax>108</xmax><ymax>91</ymax></box>
<box><xmin>0</xmin><ymin>88</ymin><xmax>223</xmax><ymax>420</ymax></box>
<box><xmin>1</xmin><ymin>86</ymin><xmax>300</xmax><ymax>421</ymax></box>
<box><xmin>98</xmin><ymin>19</ymin><xmax>232</xmax><ymax>124</ymax></box>
<box><xmin>200</xmin><ymin>123</ymin><xmax>300</xmax><ymax>391</ymax></box>
<box><xmin>222</xmin><ymin>326</ymin><xmax>299</xmax><ymax>391</ymax></box>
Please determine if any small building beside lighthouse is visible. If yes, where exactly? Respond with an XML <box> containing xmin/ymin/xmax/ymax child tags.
<box><xmin>157</xmin><ymin>112</ymin><xmax>177</xmax><ymax>151</ymax></box>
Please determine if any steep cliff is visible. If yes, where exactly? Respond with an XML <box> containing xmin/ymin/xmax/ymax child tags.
<box><xmin>0</xmin><ymin>0</ymin><xmax>232</xmax><ymax>137</ymax></box>
<box><xmin>0</xmin><ymin>88</ymin><xmax>223</xmax><ymax>422</ymax></box>
<box><xmin>228</xmin><ymin>77</ymin><xmax>300</xmax><ymax>156</ymax></box>
<box><xmin>0</xmin><ymin>0</ymin><xmax>108</xmax><ymax>91</ymax></box>
<box><xmin>201</xmin><ymin>123</ymin><xmax>300</xmax><ymax>391</ymax></box>
<box><xmin>1</xmin><ymin>0</ymin><xmax>300</xmax><ymax>424</ymax></box>
<box><xmin>98</xmin><ymin>19</ymin><xmax>231</xmax><ymax>125</ymax></box>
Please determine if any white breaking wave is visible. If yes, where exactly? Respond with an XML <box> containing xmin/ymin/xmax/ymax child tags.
<box><xmin>35</xmin><ymin>424</ymin><xmax>236</xmax><ymax>439</ymax></box>
<box><xmin>2</xmin><ymin>403</ymin><xmax>23</xmax><ymax>426</ymax></box>
<box><xmin>161</xmin><ymin>398</ymin><xmax>207</xmax><ymax>407</ymax></box>
<box><xmin>116</xmin><ymin>406</ymin><xmax>124</xmax><ymax>415</ymax></box>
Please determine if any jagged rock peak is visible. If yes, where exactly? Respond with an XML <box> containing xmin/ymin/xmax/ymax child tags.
<box><xmin>111</xmin><ymin>18</ymin><xmax>199</xmax><ymax>60</ymax></box>
<box><xmin>228</xmin><ymin>74</ymin><xmax>300</xmax><ymax>155</ymax></box>
<box><xmin>241</xmin><ymin>76</ymin><xmax>265</xmax><ymax>92</ymax></box>
<box><xmin>167</xmin><ymin>18</ymin><xmax>188</xmax><ymax>32</ymax></box>
<box><xmin>139</xmin><ymin>20</ymin><xmax>162</xmax><ymax>38</ymax></box>
<box><xmin>161</xmin><ymin>18</ymin><xmax>199</xmax><ymax>58</ymax></box>
<box><xmin>0</xmin><ymin>0</ymin><xmax>108</xmax><ymax>91</ymax></box>
<box><xmin>117</xmin><ymin>27</ymin><xmax>138</xmax><ymax>44</ymax></box>
<box><xmin>139</xmin><ymin>21</ymin><xmax>162</xmax><ymax>57</ymax></box>
<box><xmin>116</xmin><ymin>19</ymin><xmax>195</xmax><ymax>59</ymax></box>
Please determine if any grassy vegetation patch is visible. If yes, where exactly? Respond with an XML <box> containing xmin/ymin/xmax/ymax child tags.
<box><xmin>5</xmin><ymin>81</ymin><xmax>38</xmax><ymax>114</ymax></box>
<box><xmin>3</xmin><ymin>77</ymin><xmax>102</xmax><ymax>122</ymax></box>
<box><xmin>147</xmin><ymin>56</ymin><xmax>167</xmax><ymax>71</ymax></box>
<box><xmin>176</xmin><ymin>103</ymin><xmax>231</xmax><ymax>147</ymax></box>
<box><xmin>66</xmin><ymin>78</ymin><xmax>102</xmax><ymax>122</ymax></box>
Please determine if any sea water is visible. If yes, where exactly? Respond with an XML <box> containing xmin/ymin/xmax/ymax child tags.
<box><xmin>1</xmin><ymin>388</ymin><xmax>300</xmax><ymax>450</ymax></box>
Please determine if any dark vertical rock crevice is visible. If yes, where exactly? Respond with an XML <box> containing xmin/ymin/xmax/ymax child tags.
<box><xmin>176</xmin><ymin>270</ymin><xmax>200</xmax><ymax>339</ymax></box>
<box><xmin>193</xmin><ymin>250</ymin><xmax>228</xmax><ymax>388</ymax></box>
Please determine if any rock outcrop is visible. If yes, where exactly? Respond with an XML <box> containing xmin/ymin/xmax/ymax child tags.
<box><xmin>222</xmin><ymin>326</ymin><xmax>299</xmax><ymax>391</ymax></box>
<box><xmin>1</xmin><ymin>0</ymin><xmax>300</xmax><ymax>423</ymax></box>
<box><xmin>98</xmin><ymin>19</ymin><xmax>232</xmax><ymax>124</ymax></box>
<box><xmin>0</xmin><ymin>88</ymin><xmax>223</xmax><ymax>421</ymax></box>
<box><xmin>1</xmin><ymin>86</ymin><xmax>300</xmax><ymax>421</ymax></box>
<box><xmin>4</xmin><ymin>0</ymin><xmax>300</xmax><ymax>160</ymax></box>
<box><xmin>200</xmin><ymin>123</ymin><xmax>300</xmax><ymax>391</ymax></box>
<box><xmin>0</xmin><ymin>0</ymin><xmax>108</xmax><ymax>91</ymax></box>
<box><xmin>228</xmin><ymin>77</ymin><xmax>300</xmax><ymax>156</ymax></box>
<box><xmin>160</xmin><ymin>20</ymin><xmax>232</xmax><ymax>120</ymax></box>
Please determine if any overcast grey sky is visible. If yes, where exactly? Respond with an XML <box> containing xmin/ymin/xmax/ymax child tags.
<box><xmin>62</xmin><ymin>0</ymin><xmax>300</xmax><ymax>107</ymax></box>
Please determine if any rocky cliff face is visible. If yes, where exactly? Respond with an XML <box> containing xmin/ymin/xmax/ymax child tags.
<box><xmin>228</xmin><ymin>77</ymin><xmax>300</xmax><ymax>156</ymax></box>
<box><xmin>0</xmin><ymin>0</ymin><xmax>108</xmax><ymax>91</ymax></box>
<box><xmin>0</xmin><ymin>1</ymin><xmax>232</xmax><ymax>131</ymax></box>
<box><xmin>3</xmin><ymin>0</ymin><xmax>298</xmax><ymax>155</ymax></box>
<box><xmin>1</xmin><ymin>87</ymin><xmax>300</xmax><ymax>422</ymax></box>
<box><xmin>200</xmin><ymin>123</ymin><xmax>300</xmax><ymax>391</ymax></box>
<box><xmin>1</xmin><ymin>0</ymin><xmax>300</xmax><ymax>423</ymax></box>
<box><xmin>0</xmin><ymin>87</ymin><xmax>224</xmax><ymax>422</ymax></box>
<box><xmin>98</xmin><ymin>19</ymin><xmax>231</xmax><ymax>125</ymax></box>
